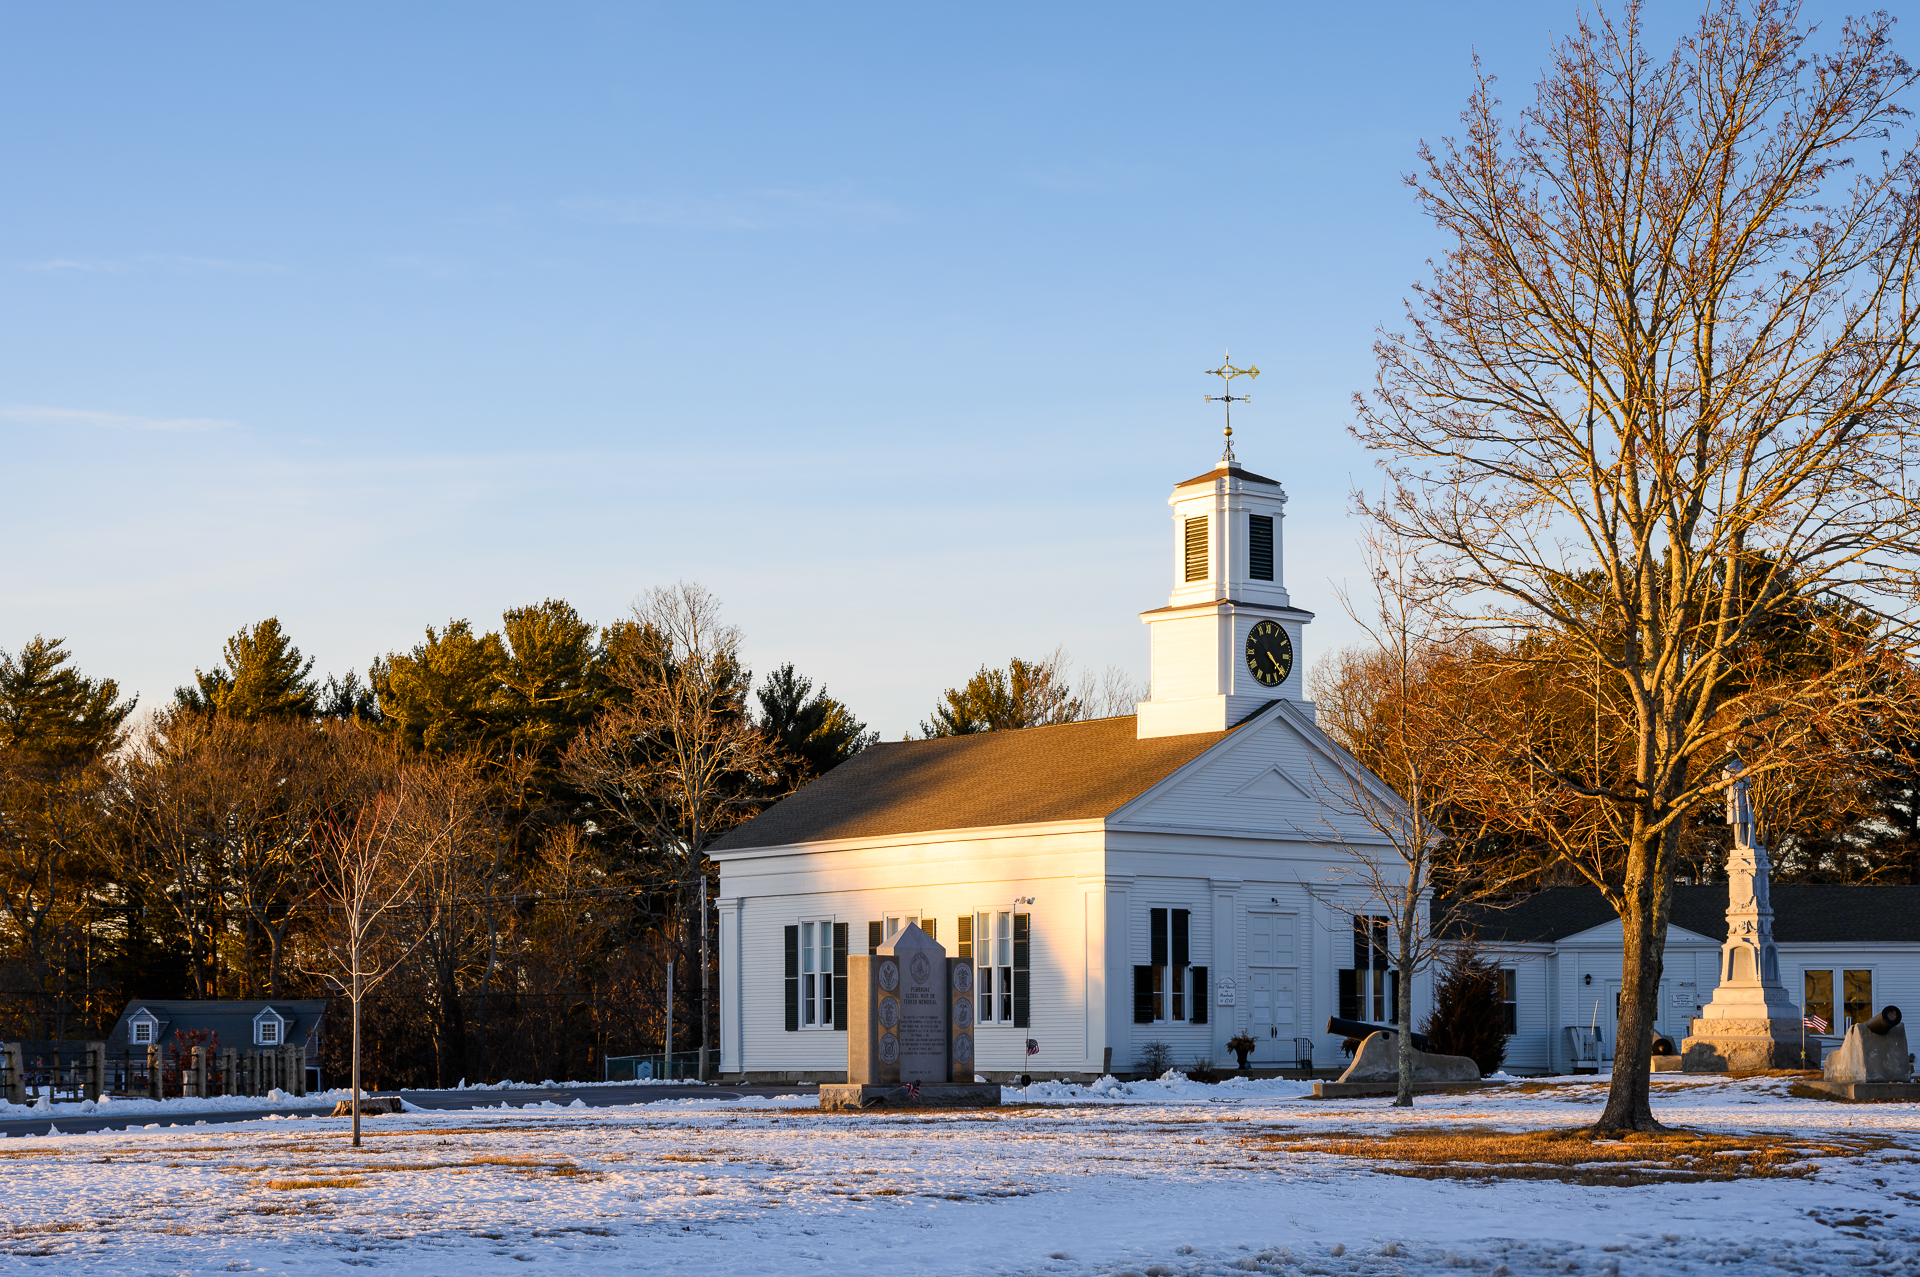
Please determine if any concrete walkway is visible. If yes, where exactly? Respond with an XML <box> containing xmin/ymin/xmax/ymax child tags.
<box><xmin>0</xmin><ymin>1083</ymin><xmax>816</xmax><ymax>1137</ymax></box>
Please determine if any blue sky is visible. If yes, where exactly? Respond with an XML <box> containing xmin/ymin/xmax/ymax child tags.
<box><xmin>2</xmin><ymin>2</ymin><xmax>1895</xmax><ymax>738</ymax></box>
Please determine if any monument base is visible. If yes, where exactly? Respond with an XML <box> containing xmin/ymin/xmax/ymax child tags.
<box><xmin>1309</xmin><ymin>1080</ymin><xmax>1499</xmax><ymax>1099</ymax></box>
<box><xmin>818</xmin><ymin>1083</ymin><xmax>1001</xmax><ymax>1112</ymax></box>
<box><xmin>1680</xmin><ymin>1018</ymin><xmax>1815</xmax><ymax>1072</ymax></box>
<box><xmin>1805</xmin><ymin>1079</ymin><xmax>1920</xmax><ymax>1102</ymax></box>
<box><xmin>1650</xmin><ymin>1056</ymin><xmax>1685</xmax><ymax>1072</ymax></box>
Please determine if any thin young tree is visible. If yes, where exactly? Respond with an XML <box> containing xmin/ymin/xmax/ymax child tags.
<box><xmin>307</xmin><ymin>764</ymin><xmax>463</xmax><ymax>1146</ymax></box>
<box><xmin>1308</xmin><ymin>539</ymin><xmax>1515</xmax><ymax>1106</ymax></box>
<box><xmin>563</xmin><ymin>583</ymin><xmax>783</xmax><ymax>1081</ymax></box>
<box><xmin>1353</xmin><ymin>0</ymin><xmax>1920</xmax><ymax>1130</ymax></box>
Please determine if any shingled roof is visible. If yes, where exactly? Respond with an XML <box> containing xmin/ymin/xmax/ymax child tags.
<box><xmin>1442</xmin><ymin>884</ymin><xmax>1920</xmax><ymax>945</ymax></box>
<box><xmin>710</xmin><ymin>714</ymin><xmax>1235</xmax><ymax>851</ymax></box>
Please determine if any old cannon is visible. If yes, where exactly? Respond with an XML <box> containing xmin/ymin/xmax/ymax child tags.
<box><xmin>1326</xmin><ymin>1016</ymin><xmax>1433</xmax><ymax>1053</ymax></box>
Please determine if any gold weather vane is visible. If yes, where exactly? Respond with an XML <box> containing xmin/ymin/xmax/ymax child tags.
<box><xmin>1204</xmin><ymin>349</ymin><xmax>1259</xmax><ymax>462</ymax></box>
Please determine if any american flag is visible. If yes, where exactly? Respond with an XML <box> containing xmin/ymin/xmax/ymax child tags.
<box><xmin>905</xmin><ymin>1080</ymin><xmax>921</xmax><ymax>1099</ymax></box>
<box><xmin>1804</xmin><ymin>1013</ymin><xmax>1830</xmax><ymax>1034</ymax></box>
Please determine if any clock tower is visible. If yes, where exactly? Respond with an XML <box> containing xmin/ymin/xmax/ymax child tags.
<box><xmin>1135</xmin><ymin>457</ymin><xmax>1314</xmax><ymax>738</ymax></box>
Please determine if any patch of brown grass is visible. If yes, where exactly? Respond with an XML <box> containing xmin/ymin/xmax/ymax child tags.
<box><xmin>1246</xmin><ymin>1125</ymin><xmax>1883</xmax><ymax>1186</ymax></box>
<box><xmin>265</xmin><ymin>1177</ymin><xmax>366</xmax><ymax>1191</ymax></box>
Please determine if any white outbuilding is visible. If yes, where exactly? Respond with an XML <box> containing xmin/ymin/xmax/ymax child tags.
<box><xmin>712</xmin><ymin>454</ymin><xmax>1424</xmax><ymax>1081</ymax></box>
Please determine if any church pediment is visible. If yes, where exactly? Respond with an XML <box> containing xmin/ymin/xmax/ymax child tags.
<box><xmin>1109</xmin><ymin>700</ymin><xmax>1401</xmax><ymax>839</ymax></box>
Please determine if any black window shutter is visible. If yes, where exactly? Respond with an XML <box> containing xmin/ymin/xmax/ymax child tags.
<box><xmin>1337</xmin><ymin>969</ymin><xmax>1359</xmax><ymax>1022</ymax></box>
<box><xmin>1012</xmin><ymin>913</ymin><xmax>1030</xmax><ymax>1027</ymax></box>
<box><xmin>1388</xmin><ymin>971</ymin><xmax>1401</xmax><ymax>1027</ymax></box>
<box><xmin>922</xmin><ymin>917</ymin><xmax>936</xmax><ymax>942</ymax></box>
<box><xmin>1191</xmin><ymin>966</ymin><xmax>1208</xmax><ymax>1024</ymax></box>
<box><xmin>833</xmin><ymin>923</ymin><xmax>849</xmax><ymax>1031</ymax></box>
<box><xmin>1248</xmin><ymin>515</ymin><xmax>1274</xmax><ymax>581</ymax></box>
<box><xmin>1133</xmin><ymin>966</ymin><xmax>1155</xmax><ymax>1024</ymax></box>
<box><xmin>957</xmin><ymin>915</ymin><xmax>972</xmax><ymax>961</ymax></box>
<box><xmin>867</xmin><ymin>920</ymin><xmax>882</xmax><ymax>955</ymax></box>
<box><xmin>1150</xmin><ymin>908</ymin><xmax>1168</xmax><ymax>966</ymax></box>
<box><xmin>1171</xmin><ymin>910</ymin><xmax>1189</xmax><ymax>969</ymax></box>
<box><xmin>1352</xmin><ymin>915</ymin><xmax>1369</xmax><ymax>971</ymax></box>
<box><xmin>784</xmin><ymin>925</ymin><xmax>800</xmax><ymax>1032</ymax></box>
<box><xmin>1374</xmin><ymin>918</ymin><xmax>1391</xmax><ymax>970</ymax></box>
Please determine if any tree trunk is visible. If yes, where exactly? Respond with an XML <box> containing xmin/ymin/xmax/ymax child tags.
<box><xmin>350</xmin><ymin>939</ymin><xmax>363</xmax><ymax>1149</ymax></box>
<box><xmin>698</xmin><ymin>870</ymin><xmax>710</xmax><ymax>1082</ymax></box>
<box><xmin>1592</xmin><ymin>820</ymin><xmax>1675</xmax><ymax>1133</ymax></box>
<box><xmin>1395</xmin><ymin>949</ymin><xmax>1415</xmax><ymax>1107</ymax></box>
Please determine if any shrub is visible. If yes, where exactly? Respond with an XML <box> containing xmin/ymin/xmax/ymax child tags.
<box><xmin>1136</xmin><ymin>1040</ymin><xmax>1175</xmax><ymax>1077</ymax></box>
<box><xmin>1188</xmin><ymin>1057</ymin><xmax>1219</xmax><ymax>1084</ymax></box>
<box><xmin>1420</xmin><ymin>942</ymin><xmax>1507</xmax><ymax>1076</ymax></box>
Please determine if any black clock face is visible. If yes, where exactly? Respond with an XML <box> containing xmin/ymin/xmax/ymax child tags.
<box><xmin>1245</xmin><ymin>619</ymin><xmax>1294</xmax><ymax>688</ymax></box>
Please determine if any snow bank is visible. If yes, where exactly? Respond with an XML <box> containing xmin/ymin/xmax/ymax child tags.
<box><xmin>0</xmin><ymin>1087</ymin><xmax>347</xmax><ymax>1121</ymax></box>
<box><xmin>1005</xmin><ymin>1070</ymin><xmax>1314</xmax><ymax>1104</ymax></box>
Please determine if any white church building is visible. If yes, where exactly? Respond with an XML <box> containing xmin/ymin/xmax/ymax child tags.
<box><xmin>712</xmin><ymin>454</ymin><xmax>1424</xmax><ymax>1081</ymax></box>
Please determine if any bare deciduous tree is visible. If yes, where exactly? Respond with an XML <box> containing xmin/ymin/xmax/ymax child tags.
<box><xmin>1353</xmin><ymin>0</ymin><xmax>1920</xmax><ymax>1130</ymax></box>
<box><xmin>564</xmin><ymin>583</ymin><xmax>783</xmax><ymax>1080</ymax></box>
<box><xmin>308</xmin><ymin>761</ymin><xmax>469</xmax><ymax>1146</ymax></box>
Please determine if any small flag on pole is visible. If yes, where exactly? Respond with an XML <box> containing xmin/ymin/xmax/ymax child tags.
<box><xmin>1804</xmin><ymin>1013</ymin><xmax>1829</xmax><ymax>1034</ymax></box>
<box><xmin>1026</xmin><ymin>1038</ymin><xmax>1039</xmax><ymax>1057</ymax></box>
<box><xmin>905</xmin><ymin>1080</ymin><xmax>921</xmax><ymax>1099</ymax></box>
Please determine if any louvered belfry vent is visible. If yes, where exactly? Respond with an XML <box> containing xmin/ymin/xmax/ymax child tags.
<box><xmin>1249</xmin><ymin>514</ymin><xmax>1274</xmax><ymax>581</ymax></box>
<box><xmin>1183</xmin><ymin>516</ymin><xmax>1209</xmax><ymax>582</ymax></box>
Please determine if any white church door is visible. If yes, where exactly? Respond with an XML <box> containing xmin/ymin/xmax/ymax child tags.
<box><xmin>1246</xmin><ymin>912</ymin><xmax>1298</xmax><ymax>1063</ymax></box>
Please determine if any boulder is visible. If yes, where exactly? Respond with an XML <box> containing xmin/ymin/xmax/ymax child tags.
<box><xmin>1337</xmin><ymin>1031</ymin><xmax>1480</xmax><ymax>1084</ymax></box>
<box><xmin>1823</xmin><ymin>1021</ymin><xmax>1912</xmax><ymax>1085</ymax></box>
<box><xmin>329</xmin><ymin>1094</ymin><xmax>404</xmax><ymax>1117</ymax></box>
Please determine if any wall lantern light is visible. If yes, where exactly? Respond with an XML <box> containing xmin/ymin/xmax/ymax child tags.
<box><xmin>1584</xmin><ymin>974</ymin><xmax>1593</xmax><ymax>986</ymax></box>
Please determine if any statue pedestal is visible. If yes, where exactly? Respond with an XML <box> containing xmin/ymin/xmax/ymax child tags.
<box><xmin>1679</xmin><ymin>1017</ymin><xmax>1816</xmax><ymax>1072</ymax></box>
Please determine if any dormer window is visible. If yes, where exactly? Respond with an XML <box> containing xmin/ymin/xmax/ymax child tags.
<box><xmin>129</xmin><ymin>1010</ymin><xmax>158</xmax><ymax>1045</ymax></box>
<box><xmin>254</xmin><ymin>1008</ymin><xmax>286</xmax><ymax>1046</ymax></box>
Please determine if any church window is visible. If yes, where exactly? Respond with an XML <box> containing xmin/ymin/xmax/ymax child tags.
<box><xmin>1338</xmin><ymin>915</ymin><xmax>1397</xmax><ymax>1024</ymax></box>
<box><xmin>1844</xmin><ymin>969</ymin><xmax>1873</xmax><ymax>1030</ymax></box>
<box><xmin>975</xmin><ymin>911</ymin><xmax>1030</xmax><ymax>1026</ymax></box>
<box><xmin>1248</xmin><ymin>515</ymin><xmax>1273</xmax><ymax>581</ymax></box>
<box><xmin>1804</xmin><ymin>970</ymin><xmax>1834</xmax><ymax>1035</ymax></box>
<box><xmin>1136</xmin><ymin>909</ymin><xmax>1199</xmax><ymax>1023</ymax></box>
<box><xmin>787</xmin><ymin>921</ymin><xmax>846</xmax><ymax>1031</ymax></box>
<box><xmin>1183</xmin><ymin>517</ymin><xmax>1209</xmax><ymax>582</ymax></box>
<box><xmin>1498</xmin><ymin>969</ymin><xmax>1517</xmax><ymax>1035</ymax></box>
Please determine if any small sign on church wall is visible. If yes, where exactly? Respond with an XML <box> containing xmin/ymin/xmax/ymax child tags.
<box><xmin>1217</xmin><ymin>981</ymin><xmax>1236</xmax><ymax>1006</ymax></box>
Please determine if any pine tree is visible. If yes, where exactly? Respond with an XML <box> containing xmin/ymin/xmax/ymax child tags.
<box><xmin>917</xmin><ymin>651</ymin><xmax>1082</xmax><ymax>737</ymax></box>
<box><xmin>1420</xmin><ymin>943</ymin><xmax>1506</xmax><ymax>1077</ymax></box>
<box><xmin>0</xmin><ymin>636</ymin><xmax>135</xmax><ymax>767</ymax></box>
<box><xmin>174</xmin><ymin>618</ymin><xmax>319</xmax><ymax>720</ymax></box>
<box><xmin>756</xmin><ymin>663</ymin><xmax>873</xmax><ymax>786</ymax></box>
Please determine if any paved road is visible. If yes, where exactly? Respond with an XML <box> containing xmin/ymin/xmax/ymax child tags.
<box><xmin>0</xmin><ymin>1083</ymin><xmax>816</xmax><ymax>1138</ymax></box>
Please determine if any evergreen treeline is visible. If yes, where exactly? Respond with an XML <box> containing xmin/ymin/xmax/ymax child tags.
<box><xmin>0</xmin><ymin>588</ymin><xmax>871</xmax><ymax>1087</ymax></box>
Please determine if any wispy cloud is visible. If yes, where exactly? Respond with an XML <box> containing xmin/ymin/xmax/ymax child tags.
<box><xmin>382</xmin><ymin>254</ymin><xmax>472</xmax><ymax>280</ymax></box>
<box><xmin>0</xmin><ymin>405</ymin><xmax>236</xmax><ymax>433</ymax></box>
<box><xmin>562</xmin><ymin>187</ymin><xmax>903</xmax><ymax>231</ymax></box>
<box><xmin>13</xmin><ymin>254</ymin><xmax>288</xmax><ymax>275</ymax></box>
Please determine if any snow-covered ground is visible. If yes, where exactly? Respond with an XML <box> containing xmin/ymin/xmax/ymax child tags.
<box><xmin>2</xmin><ymin>1074</ymin><xmax>1915</xmax><ymax>1275</ymax></box>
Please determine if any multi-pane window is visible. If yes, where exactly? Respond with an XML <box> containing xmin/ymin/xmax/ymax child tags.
<box><xmin>1498</xmin><ymin>969</ymin><xmax>1517</xmax><ymax>1035</ymax></box>
<box><xmin>1339</xmin><ymin>915</ymin><xmax>1398</xmax><ymax>1024</ymax></box>
<box><xmin>972</xmin><ymin>911</ymin><xmax>1030</xmax><ymax>1025</ymax></box>
<box><xmin>1805</xmin><ymin>970</ymin><xmax>1834</xmax><ymax>1033</ymax></box>
<box><xmin>131</xmin><ymin>1020</ymin><xmax>153</xmax><ymax>1045</ymax></box>
<box><xmin>979</xmin><ymin>911</ymin><xmax>1013</xmax><ymax>1022</ymax></box>
<box><xmin>1248</xmin><ymin>515</ymin><xmax>1274</xmax><ymax>581</ymax></box>
<box><xmin>1844</xmin><ymin>970</ymin><xmax>1873</xmax><ymax>1030</ymax></box>
<box><xmin>1132</xmin><ymin>909</ymin><xmax>1207</xmax><ymax>1025</ymax></box>
<box><xmin>1184</xmin><ymin>517</ymin><xmax>1209</xmax><ymax>582</ymax></box>
<box><xmin>799</xmin><ymin>921</ymin><xmax>837</xmax><ymax>1028</ymax></box>
<box><xmin>259</xmin><ymin>1019</ymin><xmax>281</xmax><ymax>1045</ymax></box>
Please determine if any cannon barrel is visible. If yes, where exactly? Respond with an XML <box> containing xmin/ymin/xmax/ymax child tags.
<box><xmin>1326</xmin><ymin>1016</ymin><xmax>1433</xmax><ymax>1052</ymax></box>
<box><xmin>1866</xmin><ymin>1006</ymin><xmax>1903</xmax><ymax>1036</ymax></box>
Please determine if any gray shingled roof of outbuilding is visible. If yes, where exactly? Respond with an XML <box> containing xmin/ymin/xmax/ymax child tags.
<box><xmin>1440</xmin><ymin>884</ymin><xmax>1920</xmax><ymax>945</ymax></box>
<box><xmin>105</xmin><ymin>999</ymin><xmax>327</xmax><ymax>1052</ymax></box>
<box><xmin>710</xmin><ymin>714</ymin><xmax>1235</xmax><ymax>851</ymax></box>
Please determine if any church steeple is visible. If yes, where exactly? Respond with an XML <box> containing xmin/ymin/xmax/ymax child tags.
<box><xmin>1135</xmin><ymin>453</ymin><xmax>1314</xmax><ymax>739</ymax></box>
